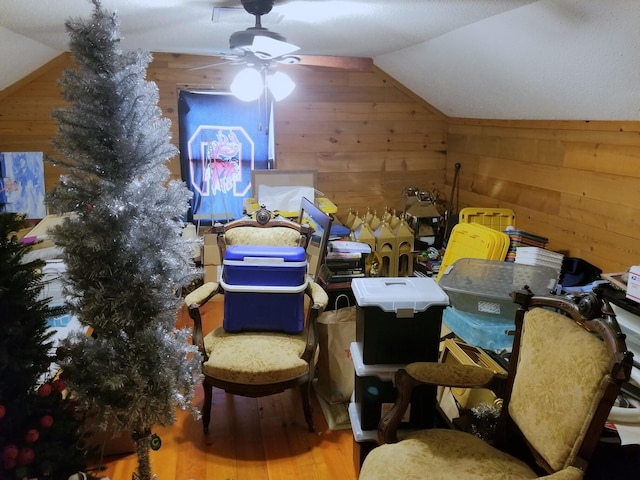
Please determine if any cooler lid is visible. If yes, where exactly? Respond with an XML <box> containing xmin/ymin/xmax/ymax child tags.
<box><xmin>351</xmin><ymin>277</ymin><xmax>449</xmax><ymax>312</ymax></box>
<box><xmin>224</xmin><ymin>245</ymin><xmax>306</xmax><ymax>262</ymax></box>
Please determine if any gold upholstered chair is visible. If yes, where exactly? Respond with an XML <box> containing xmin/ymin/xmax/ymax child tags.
<box><xmin>359</xmin><ymin>287</ymin><xmax>633</xmax><ymax>480</ymax></box>
<box><xmin>184</xmin><ymin>206</ymin><xmax>329</xmax><ymax>434</ymax></box>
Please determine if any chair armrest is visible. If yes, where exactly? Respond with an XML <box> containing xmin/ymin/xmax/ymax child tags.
<box><xmin>305</xmin><ymin>279</ymin><xmax>329</xmax><ymax>311</ymax></box>
<box><xmin>378</xmin><ymin>363</ymin><xmax>507</xmax><ymax>445</ymax></box>
<box><xmin>300</xmin><ymin>280</ymin><xmax>329</xmax><ymax>363</ymax></box>
<box><xmin>184</xmin><ymin>281</ymin><xmax>220</xmax><ymax>309</ymax></box>
<box><xmin>405</xmin><ymin>362</ymin><xmax>500</xmax><ymax>388</ymax></box>
<box><xmin>538</xmin><ymin>466</ymin><xmax>584</xmax><ymax>479</ymax></box>
<box><xmin>184</xmin><ymin>281</ymin><xmax>221</xmax><ymax>360</ymax></box>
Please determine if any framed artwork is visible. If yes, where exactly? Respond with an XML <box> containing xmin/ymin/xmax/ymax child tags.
<box><xmin>0</xmin><ymin>151</ymin><xmax>46</xmax><ymax>218</ymax></box>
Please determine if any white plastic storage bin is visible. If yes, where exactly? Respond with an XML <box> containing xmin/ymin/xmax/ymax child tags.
<box><xmin>352</xmin><ymin>277</ymin><xmax>449</xmax><ymax>365</ymax></box>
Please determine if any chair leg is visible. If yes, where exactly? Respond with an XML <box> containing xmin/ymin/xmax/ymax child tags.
<box><xmin>300</xmin><ymin>382</ymin><xmax>315</xmax><ymax>432</ymax></box>
<box><xmin>202</xmin><ymin>383</ymin><xmax>212</xmax><ymax>434</ymax></box>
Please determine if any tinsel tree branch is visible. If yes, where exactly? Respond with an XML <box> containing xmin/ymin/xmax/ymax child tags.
<box><xmin>46</xmin><ymin>1</ymin><xmax>203</xmax><ymax>479</ymax></box>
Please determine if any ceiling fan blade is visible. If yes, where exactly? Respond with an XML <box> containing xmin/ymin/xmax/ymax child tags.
<box><xmin>296</xmin><ymin>55</ymin><xmax>373</xmax><ymax>71</ymax></box>
<box><xmin>188</xmin><ymin>58</ymin><xmax>240</xmax><ymax>71</ymax></box>
<box><xmin>251</xmin><ymin>35</ymin><xmax>299</xmax><ymax>58</ymax></box>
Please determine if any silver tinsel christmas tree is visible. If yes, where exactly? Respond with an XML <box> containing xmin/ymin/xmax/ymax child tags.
<box><xmin>46</xmin><ymin>1</ymin><xmax>202</xmax><ymax>479</ymax></box>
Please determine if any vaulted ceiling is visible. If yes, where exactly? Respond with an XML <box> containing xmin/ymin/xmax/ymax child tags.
<box><xmin>1</xmin><ymin>0</ymin><xmax>638</xmax><ymax>120</ymax></box>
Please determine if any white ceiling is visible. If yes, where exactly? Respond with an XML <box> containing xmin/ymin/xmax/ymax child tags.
<box><xmin>1</xmin><ymin>0</ymin><xmax>639</xmax><ymax>120</ymax></box>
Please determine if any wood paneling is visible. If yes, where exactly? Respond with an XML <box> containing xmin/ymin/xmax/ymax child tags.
<box><xmin>447</xmin><ymin>121</ymin><xmax>640</xmax><ymax>273</ymax></box>
<box><xmin>1</xmin><ymin>51</ymin><xmax>638</xmax><ymax>273</ymax></box>
<box><xmin>0</xmin><ymin>52</ymin><xmax>444</xmax><ymax>220</ymax></box>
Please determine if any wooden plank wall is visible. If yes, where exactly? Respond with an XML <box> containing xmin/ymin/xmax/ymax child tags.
<box><xmin>446</xmin><ymin>119</ymin><xmax>640</xmax><ymax>273</ymax></box>
<box><xmin>1</xmin><ymin>52</ymin><xmax>639</xmax><ymax>274</ymax></box>
<box><xmin>0</xmin><ymin>52</ymin><xmax>446</xmax><ymax>222</ymax></box>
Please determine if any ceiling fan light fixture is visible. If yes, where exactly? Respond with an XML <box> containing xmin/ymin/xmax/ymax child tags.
<box><xmin>267</xmin><ymin>71</ymin><xmax>296</xmax><ymax>101</ymax></box>
<box><xmin>230</xmin><ymin>67</ymin><xmax>264</xmax><ymax>102</ymax></box>
<box><xmin>252</xmin><ymin>35</ymin><xmax>300</xmax><ymax>58</ymax></box>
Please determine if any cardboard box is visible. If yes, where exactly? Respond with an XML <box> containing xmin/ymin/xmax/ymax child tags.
<box><xmin>438</xmin><ymin>339</ymin><xmax>507</xmax><ymax>422</ymax></box>
<box><xmin>203</xmin><ymin>245</ymin><xmax>221</xmax><ymax>266</ymax></box>
<box><xmin>203</xmin><ymin>232</ymin><xmax>218</xmax><ymax>245</ymax></box>
<box><xmin>203</xmin><ymin>265</ymin><xmax>219</xmax><ymax>284</ymax></box>
<box><xmin>626</xmin><ymin>266</ymin><xmax>640</xmax><ymax>303</ymax></box>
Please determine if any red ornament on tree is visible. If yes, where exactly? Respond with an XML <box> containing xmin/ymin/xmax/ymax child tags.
<box><xmin>0</xmin><ymin>404</ymin><xmax>5</xmax><ymax>418</ymax></box>
<box><xmin>17</xmin><ymin>446</ymin><xmax>35</xmax><ymax>465</ymax></box>
<box><xmin>37</xmin><ymin>383</ymin><xmax>52</xmax><ymax>397</ymax></box>
<box><xmin>24</xmin><ymin>428</ymin><xmax>40</xmax><ymax>443</ymax></box>
<box><xmin>2</xmin><ymin>444</ymin><xmax>18</xmax><ymax>461</ymax></box>
<box><xmin>2</xmin><ymin>457</ymin><xmax>16</xmax><ymax>470</ymax></box>
<box><xmin>40</xmin><ymin>414</ymin><xmax>54</xmax><ymax>428</ymax></box>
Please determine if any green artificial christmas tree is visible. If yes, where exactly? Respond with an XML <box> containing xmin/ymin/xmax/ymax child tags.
<box><xmin>46</xmin><ymin>1</ymin><xmax>202</xmax><ymax>479</ymax></box>
<box><xmin>0</xmin><ymin>209</ymin><xmax>88</xmax><ymax>479</ymax></box>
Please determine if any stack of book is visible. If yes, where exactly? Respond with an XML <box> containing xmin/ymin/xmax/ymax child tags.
<box><xmin>325</xmin><ymin>241</ymin><xmax>371</xmax><ymax>282</ymax></box>
<box><xmin>326</xmin><ymin>251</ymin><xmax>366</xmax><ymax>282</ymax></box>
<box><xmin>505</xmin><ymin>229</ymin><xmax>549</xmax><ymax>262</ymax></box>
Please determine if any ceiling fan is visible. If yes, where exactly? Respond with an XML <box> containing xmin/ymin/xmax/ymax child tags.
<box><xmin>191</xmin><ymin>0</ymin><xmax>372</xmax><ymax>72</ymax></box>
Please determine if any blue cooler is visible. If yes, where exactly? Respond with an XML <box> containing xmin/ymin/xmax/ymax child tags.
<box><xmin>221</xmin><ymin>245</ymin><xmax>308</xmax><ymax>333</ymax></box>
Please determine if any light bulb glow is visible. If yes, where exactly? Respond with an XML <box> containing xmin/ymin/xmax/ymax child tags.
<box><xmin>267</xmin><ymin>71</ymin><xmax>296</xmax><ymax>101</ymax></box>
<box><xmin>230</xmin><ymin>67</ymin><xmax>263</xmax><ymax>102</ymax></box>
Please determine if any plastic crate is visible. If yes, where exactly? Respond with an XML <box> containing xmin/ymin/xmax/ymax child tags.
<box><xmin>437</xmin><ymin>223</ymin><xmax>510</xmax><ymax>283</ymax></box>
<box><xmin>458</xmin><ymin>207</ymin><xmax>516</xmax><ymax>231</ymax></box>
<box><xmin>438</xmin><ymin>258</ymin><xmax>558</xmax><ymax>319</ymax></box>
<box><xmin>442</xmin><ymin>307</ymin><xmax>515</xmax><ymax>353</ymax></box>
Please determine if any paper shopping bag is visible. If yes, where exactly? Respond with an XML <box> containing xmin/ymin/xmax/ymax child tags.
<box><xmin>315</xmin><ymin>294</ymin><xmax>356</xmax><ymax>403</ymax></box>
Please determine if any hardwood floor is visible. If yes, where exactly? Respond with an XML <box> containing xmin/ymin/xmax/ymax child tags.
<box><xmin>96</xmin><ymin>299</ymin><xmax>360</xmax><ymax>480</ymax></box>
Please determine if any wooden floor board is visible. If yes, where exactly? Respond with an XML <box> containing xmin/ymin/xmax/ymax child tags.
<box><xmin>96</xmin><ymin>302</ymin><xmax>358</xmax><ymax>480</ymax></box>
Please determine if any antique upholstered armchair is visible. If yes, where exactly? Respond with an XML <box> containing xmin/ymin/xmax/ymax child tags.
<box><xmin>184</xmin><ymin>206</ymin><xmax>329</xmax><ymax>433</ymax></box>
<box><xmin>359</xmin><ymin>287</ymin><xmax>633</xmax><ymax>480</ymax></box>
